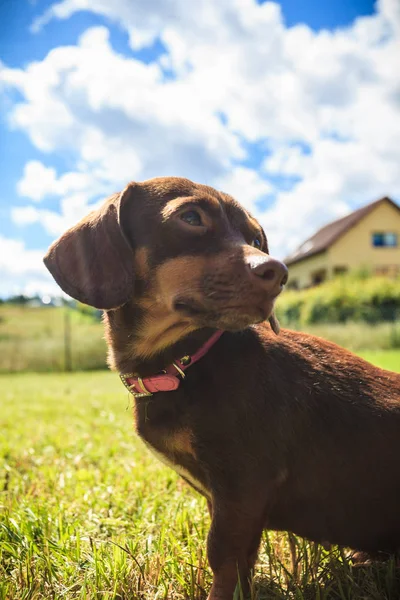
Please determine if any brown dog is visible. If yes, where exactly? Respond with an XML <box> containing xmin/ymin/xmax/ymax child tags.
<box><xmin>44</xmin><ymin>177</ymin><xmax>400</xmax><ymax>600</ymax></box>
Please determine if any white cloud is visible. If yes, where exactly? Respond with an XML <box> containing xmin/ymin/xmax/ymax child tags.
<box><xmin>17</xmin><ymin>161</ymin><xmax>58</xmax><ymax>201</ymax></box>
<box><xmin>11</xmin><ymin>205</ymin><xmax>40</xmax><ymax>226</ymax></box>
<box><xmin>263</xmin><ymin>145</ymin><xmax>309</xmax><ymax>176</ymax></box>
<box><xmin>216</xmin><ymin>167</ymin><xmax>273</xmax><ymax>211</ymax></box>
<box><xmin>0</xmin><ymin>235</ymin><xmax>64</xmax><ymax>298</ymax></box>
<box><xmin>17</xmin><ymin>159</ymin><xmax>105</xmax><ymax>201</ymax></box>
<box><xmin>0</xmin><ymin>0</ymin><xmax>398</xmax><ymax>278</ymax></box>
<box><xmin>11</xmin><ymin>193</ymin><xmax>102</xmax><ymax>237</ymax></box>
<box><xmin>0</xmin><ymin>235</ymin><xmax>47</xmax><ymax>276</ymax></box>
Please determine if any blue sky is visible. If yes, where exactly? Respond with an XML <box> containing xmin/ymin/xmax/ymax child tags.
<box><xmin>0</xmin><ymin>0</ymin><xmax>399</xmax><ymax>297</ymax></box>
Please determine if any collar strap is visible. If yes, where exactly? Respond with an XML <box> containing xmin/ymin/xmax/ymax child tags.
<box><xmin>120</xmin><ymin>330</ymin><xmax>223</xmax><ymax>398</ymax></box>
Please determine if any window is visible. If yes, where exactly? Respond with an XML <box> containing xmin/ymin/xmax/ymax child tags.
<box><xmin>372</xmin><ymin>232</ymin><xmax>398</xmax><ymax>247</ymax></box>
<box><xmin>334</xmin><ymin>266</ymin><xmax>348</xmax><ymax>275</ymax></box>
<box><xmin>311</xmin><ymin>269</ymin><xmax>327</xmax><ymax>286</ymax></box>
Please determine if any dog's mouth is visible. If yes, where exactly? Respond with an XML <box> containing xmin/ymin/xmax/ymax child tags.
<box><xmin>173</xmin><ymin>297</ymin><xmax>276</xmax><ymax>330</ymax></box>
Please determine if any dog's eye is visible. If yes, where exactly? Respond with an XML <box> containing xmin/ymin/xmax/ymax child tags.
<box><xmin>180</xmin><ymin>210</ymin><xmax>203</xmax><ymax>227</ymax></box>
<box><xmin>252</xmin><ymin>236</ymin><xmax>262</xmax><ymax>249</ymax></box>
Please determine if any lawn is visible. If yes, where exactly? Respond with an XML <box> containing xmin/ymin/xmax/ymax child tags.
<box><xmin>1</xmin><ymin>351</ymin><xmax>399</xmax><ymax>599</ymax></box>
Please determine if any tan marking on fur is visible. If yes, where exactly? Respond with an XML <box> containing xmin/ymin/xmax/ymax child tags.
<box><xmin>134</xmin><ymin>247</ymin><xmax>149</xmax><ymax>279</ymax></box>
<box><xmin>142</xmin><ymin>440</ymin><xmax>210</xmax><ymax>498</ymax></box>
<box><xmin>156</xmin><ymin>255</ymin><xmax>210</xmax><ymax>308</ymax></box>
<box><xmin>133</xmin><ymin>312</ymin><xmax>197</xmax><ymax>359</ymax></box>
<box><xmin>161</xmin><ymin>195</ymin><xmax>220</xmax><ymax>224</ymax></box>
<box><xmin>161</xmin><ymin>197</ymin><xmax>194</xmax><ymax>220</ymax></box>
<box><xmin>124</xmin><ymin>255</ymin><xmax>211</xmax><ymax>359</ymax></box>
<box><xmin>166</xmin><ymin>427</ymin><xmax>196</xmax><ymax>458</ymax></box>
<box><xmin>247</xmin><ymin>216</ymin><xmax>263</xmax><ymax>237</ymax></box>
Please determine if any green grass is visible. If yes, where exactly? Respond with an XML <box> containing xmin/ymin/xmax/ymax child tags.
<box><xmin>1</xmin><ymin>351</ymin><xmax>400</xmax><ymax>599</ymax></box>
<box><xmin>291</xmin><ymin>322</ymin><xmax>400</xmax><ymax>353</ymax></box>
<box><xmin>358</xmin><ymin>350</ymin><xmax>400</xmax><ymax>372</ymax></box>
<box><xmin>0</xmin><ymin>305</ymin><xmax>106</xmax><ymax>372</ymax></box>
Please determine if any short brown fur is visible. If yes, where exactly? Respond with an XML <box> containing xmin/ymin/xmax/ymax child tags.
<box><xmin>44</xmin><ymin>177</ymin><xmax>400</xmax><ymax>600</ymax></box>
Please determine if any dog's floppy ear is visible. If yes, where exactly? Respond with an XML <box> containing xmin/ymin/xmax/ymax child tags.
<box><xmin>44</xmin><ymin>184</ymin><xmax>135</xmax><ymax>310</ymax></box>
<box><xmin>269</xmin><ymin>313</ymin><xmax>281</xmax><ymax>335</ymax></box>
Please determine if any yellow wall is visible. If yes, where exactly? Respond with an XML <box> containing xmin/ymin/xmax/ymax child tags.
<box><xmin>287</xmin><ymin>251</ymin><xmax>329</xmax><ymax>289</ymax></box>
<box><xmin>329</xmin><ymin>202</ymin><xmax>400</xmax><ymax>271</ymax></box>
<box><xmin>287</xmin><ymin>201</ymin><xmax>400</xmax><ymax>288</ymax></box>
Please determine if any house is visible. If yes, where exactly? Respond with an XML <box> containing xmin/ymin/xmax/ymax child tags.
<box><xmin>284</xmin><ymin>196</ymin><xmax>400</xmax><ymax>289</ymax></box>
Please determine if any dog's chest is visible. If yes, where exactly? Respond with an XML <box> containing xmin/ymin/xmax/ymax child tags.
<box><xmin>142</xmin><ymin>438</ymin><xmax>211</xmax><ymax>499</ymax></box>
<box><xmin>134</xmin><ymin>405</ymin><xmax>211</xmax><ymax>498</ymax></box>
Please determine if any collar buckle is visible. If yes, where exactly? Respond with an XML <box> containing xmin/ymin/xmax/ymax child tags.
<box><xmin>120</xmin><ymin>373</ymin><xmax>153</xmax><ymax>398</ymax></box>
<box><xmin>172</xmin><ymin>361</ymin><xmax>186</xmax><ymax>378</ymax></box>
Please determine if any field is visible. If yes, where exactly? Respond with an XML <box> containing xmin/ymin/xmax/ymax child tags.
<box><xmin>1</xmin><ymin>304</ymin><xmax>399</xmax><ymax>372</ymax></box>
<box><xmin>0</xmin><ymin>305</ymin><xmax>106</xmax><ymax>373</ymax></box>
<box><xmin>1</xmin><ymin>351</ymin><xmax>400</xmax><ymax>599</ymax></box>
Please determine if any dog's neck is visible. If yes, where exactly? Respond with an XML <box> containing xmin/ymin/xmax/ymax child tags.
<box><xmin>104</xmin><ymin>302</ymin><xmax>217</xmax><ymax>376</ymax></box>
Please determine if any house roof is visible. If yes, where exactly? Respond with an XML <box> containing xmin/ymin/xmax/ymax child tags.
<box><xmin>285</xmin><ymin>196</ymin><xmax>399</xmax><ymax>266</ymax></box>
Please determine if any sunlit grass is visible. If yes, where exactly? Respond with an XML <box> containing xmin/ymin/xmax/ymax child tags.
<box><xmin>0</xmin><ymin>305</ymin><xmax>106</xmax><ymax>372</ymax></box>
<box><xmin>357</xmin><ymin>349</ymin><xmax>400</xmax><ymax>372</ymax></box>
<box><xmin>290</xmin><ymin>321</ymin><xmax>400</xmax><ymax>353</ymax></box>
<box><xmin>1</xmin><ymin>353</ymin><xmax>399</xmax><ymax>599</ymax></box>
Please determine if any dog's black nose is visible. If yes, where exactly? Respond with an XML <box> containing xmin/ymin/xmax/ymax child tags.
<box><xmin>251</xmin><ymin>258</ymin><xmax>288</xmax><ymax>288</ymax></box>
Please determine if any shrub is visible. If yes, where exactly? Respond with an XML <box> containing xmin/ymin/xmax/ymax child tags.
<box><xmin>277</xmin><ymin>273</ymin><xmax>400</xmax><ymax>326</ymax></box>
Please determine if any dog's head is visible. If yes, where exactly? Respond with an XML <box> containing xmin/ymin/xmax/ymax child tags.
<box><xmin>44</xmin><ymin>177</ymin><xmax>287</xmax><ymax>339</ymax></box>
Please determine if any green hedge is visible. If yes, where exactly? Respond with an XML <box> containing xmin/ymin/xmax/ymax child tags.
<box><xmin>276</xmin><ymin>274</ymin><xmax>400</xmax><ymax>325</ymax></box>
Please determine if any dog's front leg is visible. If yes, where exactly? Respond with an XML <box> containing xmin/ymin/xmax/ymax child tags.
<box><xmin>206</xmin><ymin>499</ymin><xmax>264</xmax><ymax>600</ymax></box>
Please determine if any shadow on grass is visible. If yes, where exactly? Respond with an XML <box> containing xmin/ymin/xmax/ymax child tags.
<box><xmin>252</xmin><ymin>546</ymin><xmax>400</xmax><ymax>600</ymax></box>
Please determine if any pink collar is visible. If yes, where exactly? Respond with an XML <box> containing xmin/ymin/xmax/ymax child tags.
<box><xmin>120</xmin><ymin>330</ymin><xmax>223</xmax><ymax>398</ymax></box>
